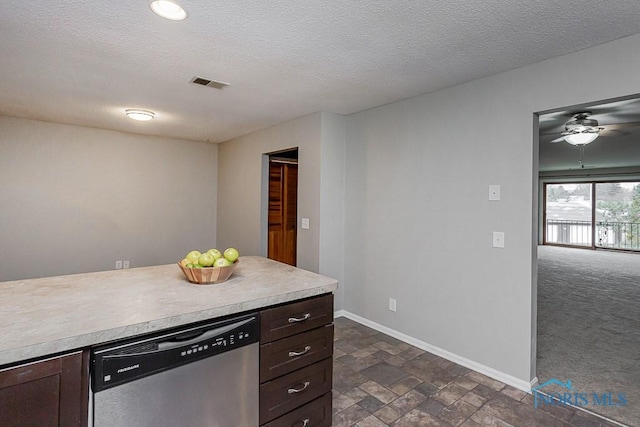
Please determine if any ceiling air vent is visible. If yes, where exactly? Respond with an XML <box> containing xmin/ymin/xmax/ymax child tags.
<box><xmin>191</xmin><ymin>76</ymin><xmax>230</xmax><ymax>90</ymax></box>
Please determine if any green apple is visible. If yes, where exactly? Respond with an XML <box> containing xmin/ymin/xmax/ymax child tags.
<box><xmin>193</xmin><ymin>264</ymin><xmax>204</xmax><ymax>268</ymax></box>
<box><xmin>214</xmin><ymin>257</ymin><xmax>232</xmax><ymax>267</ymax></box>
<box><xmin>186</xmin><ymin>263</ymin><xmax>195</xmax><ymax>268</ymax></box>
<box><xmin>198</xmin><ymin>252</ymin><xmax>215</xmax><ymax>267</ymax></box>
<box><xmin>186</xmin><ymin>250</ymin><xmax>201</xmax><ymax>263</ymax></box>
<box><xmin>223</xmin><ymin>248</ymin><xmax>239</xmax><ymax>263</ymax></box>
<box><xmin>206</xmin><ymin>248</ymin><xmax>222</xmax><ymax>260</ymax></box>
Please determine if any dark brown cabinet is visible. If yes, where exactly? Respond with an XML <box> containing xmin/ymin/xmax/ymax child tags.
<box><xmin>259</xmin><ymin>294</ymin><xmax>334</xmax><ymax>426</ymax></box>
<box><xmin>0</xmin><ymin>350</ymin><xmax>89</xmax><ymax>427</ymax></box>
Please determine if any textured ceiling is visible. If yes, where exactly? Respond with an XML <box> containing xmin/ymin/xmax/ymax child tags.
<box><xmin>1</xmin><ymin>1</ymin><xmax>640</xmax><ymax>143</ymax></box>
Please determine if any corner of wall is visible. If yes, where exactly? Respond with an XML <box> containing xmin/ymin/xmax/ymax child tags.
<box><xmin>319</xmin><ymin>112</ymin><xmax>347</xmax><ymax>310</ymax></box>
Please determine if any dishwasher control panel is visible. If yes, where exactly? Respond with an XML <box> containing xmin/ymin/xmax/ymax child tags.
<box><xmin>91</xmin><ymin>313</ymin><xmax>259</xmax><ymax>392</ymax></box>
<box><xmin>179</xmin><ymin>330</ymin><xmax>245</xmax><ymax>357</ymax></box>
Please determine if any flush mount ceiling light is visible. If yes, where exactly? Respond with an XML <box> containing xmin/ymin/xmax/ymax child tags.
<box><xmin>125</xmin><ymin>109</ymin><xmax>155</xmax><ymax>121</ymax></box>
<box><xmin>149</xmin><ymin>0</ymin><xmax>187</xmax><ymax>20</ymax></box>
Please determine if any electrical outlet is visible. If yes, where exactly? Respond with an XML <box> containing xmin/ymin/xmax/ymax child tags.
<box><xmin>493</xmin><ymin>231</ymin><xmax>505</xmax><ymax>248</ymax></box>
<box><xmin>301</xmin><ymin>218</ymin><xmax>310</xmax><ymax>230</ymax></box>
<box><xmin>389</xmin><ymin>298</ymin><xmax>397</xmax><ymax>312</ymax></box>
<box><xmin>489</xmin><ymin>185</ymin><xmax>501</xmax><ymax>201</ymax></box>
<box><xmin>115</xmin><ymin>260</ymin><xmax>123</xmax><ymax>269</ymax></box>
<box><xmin>123</xmin><ymin>260</ymin><xmax>130</xmax><ymax>269</ymax></box>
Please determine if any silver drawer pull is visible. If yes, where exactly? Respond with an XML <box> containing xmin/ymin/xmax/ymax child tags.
<box><xmin>288</xmin><ymin>381</ymin><xmax>310</xmax><ymax>394</ymax></box>
<box><xmin>289</xmin><ymin>345</ymin><xmax>311</xmax><ymax>357</ymax></box>
<box><xmin>288</xmin><ymin>313</ymin><xmax>311</xmax><ymax>323</ymax></box>
<box><xmin>300</xmin><ymin>418</ymin><xmax>310</xmax><ymax>427</ymax></box>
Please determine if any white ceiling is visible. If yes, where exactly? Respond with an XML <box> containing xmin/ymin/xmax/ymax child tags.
<box><xmin>2</xmin><ymin>1</ymin><xmax>640</xmax><ymax>143</ymax></box>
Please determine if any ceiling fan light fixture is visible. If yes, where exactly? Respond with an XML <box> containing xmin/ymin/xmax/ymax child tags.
<box><xmin>565</xmin><ymin>132</ymin><xmax>599</xmax><ymax>146</ymax></box>
<box><xmin>149</xmin><ymin>0</ymin><xmax>187</xmax><ymax>21</ymax></box>
<box><xmin>125</xmin><ymin>109</ymin><xmax>155</xmax><ymax>121</ymax></box>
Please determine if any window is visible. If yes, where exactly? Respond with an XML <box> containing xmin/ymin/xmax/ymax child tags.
<box><xmin>545</xmin><ymin>183</ymin><xmax>593</xmax><ymax>247</ymax></box>
<box><xmin>544</xmin><ymin>181</ymin><xmax>640</xmax><ymax>251</ymax></box>
<box><xmin>595</xmin><ymin>182</ymin><xmax>640</xmax><ymax>250</ymax></box>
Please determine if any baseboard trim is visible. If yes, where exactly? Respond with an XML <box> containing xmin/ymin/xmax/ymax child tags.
<box><xmin>334</xmin><ymin>310</ymin><xmax>533</xmax><ymax>393</ymax></box>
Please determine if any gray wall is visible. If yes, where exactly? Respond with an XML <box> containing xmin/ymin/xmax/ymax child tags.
<box><xmin>343</xmin><ymin>33</ymin><xmax>640</xmax><ymax>383</ymax></box>
<box><xmin>0</xmin><ymin>116</ymin><xmax>218</xmax><ymax>281</ymax></box>
<box><xmin>217</xmin><ymin>110</ymin><xmax>347</xmax><ymax>307</ymax></box>
<box><xmin>217</xmin><ymin>113</ymin><xmax>322</xmax><ymax>273</ymax></box>
<box><xmin>319</xmin><ymin>112</ymin><xmax>346</xmax><ymax>309</ymax></box>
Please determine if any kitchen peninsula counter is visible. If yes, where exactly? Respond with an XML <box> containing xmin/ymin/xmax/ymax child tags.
<box><xmin>0</xmin><ymin>256</ymin><xmax>337</xmax><ymax>366</ymax></box>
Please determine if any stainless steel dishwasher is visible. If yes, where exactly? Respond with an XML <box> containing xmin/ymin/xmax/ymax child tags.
<box><xmin>91</xmin><ymin>313</ymin><xmax>259</xmax><ymax>427</ymax></box>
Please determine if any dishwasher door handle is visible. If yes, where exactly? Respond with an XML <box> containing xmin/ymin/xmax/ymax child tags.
<box><xmin>157</xmin><ymin>317</ymin><xmax>255</xmax><ymax>351</ymax></box>
<box><xmin>101</xmin><ymin>316</ymin><xmax>257</xmax><ymax>358</ymax></box>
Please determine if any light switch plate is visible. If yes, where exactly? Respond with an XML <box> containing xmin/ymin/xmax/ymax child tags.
<box><xmin>493</xmin><ymin>231</ymin><xmax>505</xmax><ymax>248</ymax></box>
<box><xmin>489</xmin><ymin>185</ymin><xmax>501</xmax><ymax>201</ymax></box>
<box><xmin>301</xmin><ymin>218</ymin><xmax>310</xmax><ymax>229</ymax></box>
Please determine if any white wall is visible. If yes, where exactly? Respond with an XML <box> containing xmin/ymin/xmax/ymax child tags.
<box><xmin>0</xmin><ymin>116</ymin><xmax>218</xmax><ymax>281</ymax></box>
<box><xmin>217</xmin><ymin>113</ymin><xmax>322</xmax><ymax>272</ymax></box>
<box><xmin>343</xmin><ymin>33</ymin><xmax>640</xmax><ymax>384</ymax></box>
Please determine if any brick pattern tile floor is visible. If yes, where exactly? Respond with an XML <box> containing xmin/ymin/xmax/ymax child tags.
<box><xmin>332</xmin><ymin>317</ymin><xmax>624</xmax><ymax>427</ymax></box>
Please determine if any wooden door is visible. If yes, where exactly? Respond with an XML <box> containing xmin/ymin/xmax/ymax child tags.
<box><xmin>268</xmin><ymin>161</ymin><xmax>298</xmax><ymax>266</ymax></box>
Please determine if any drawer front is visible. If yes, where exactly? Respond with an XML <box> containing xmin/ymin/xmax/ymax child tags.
<box><xmin>262</xmin><ymin>392</ymin><xmax>332</xmax><ymax>427</ymax></box>
<box><xmin>261</xmin><ymin>294</ymin><xmax>333</xmax><ymax>343</ymax></box>
<box><xmin>261</xmin><ymin>324</ymin><xmax>333</xmax><ymax>382</ymax></box>
<box><xmin>259</xmin><ymin>358</ymin><xmax>333</xmax><ymax>424</ymax></box>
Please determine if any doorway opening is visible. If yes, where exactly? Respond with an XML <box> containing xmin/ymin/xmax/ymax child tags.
<box><xmin>536</xmin><ymin>95</ymin><xmax>640</xmax><ymax>426</ymax></box>
<box><xmin>267</xmin><ymin>148</ymin><xmax>298</xmax><ymax>266</ymax></box>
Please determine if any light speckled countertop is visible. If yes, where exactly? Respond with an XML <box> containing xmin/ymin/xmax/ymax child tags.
<box><xmin>0</xmin><ymin>256</ymin><xmax>337</xmax><ymax>366</ymax></box>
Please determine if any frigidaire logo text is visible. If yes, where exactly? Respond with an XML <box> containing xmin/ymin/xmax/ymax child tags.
<box><xmin>117</xmin><ymin>364</ymin><xmax>140</xmax><ymax>374</ymax></box>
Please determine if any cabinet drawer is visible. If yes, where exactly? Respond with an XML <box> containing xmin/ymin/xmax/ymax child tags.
<box><xmin>262</xmin><ymin>392</ymin><xmax>332</xmax><ymax>427</ymax></box>
<box><xmin>261</xmin><ymin>294</ymin><xmax>333</xmax><ymax>343</ymax></box>
<box><xmin>259</xmin><ymin>358</ymin><xmax>333</xmax><ymax>424</ymax></box>
<box><xmin>261</xmin><ymin>324</ymin><xmax>333</xmax><ymax>382</ymax></box>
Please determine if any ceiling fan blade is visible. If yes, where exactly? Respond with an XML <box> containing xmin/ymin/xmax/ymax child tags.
<box><xmin>601</xmin><ymin>121</ymin><xmax>640</xmax><ymax>131</ymax></box>
<box><xmin>600</xmin><ymin>128</ymin><xmax>627</xmax><ymax>136</ymax></box>
<box><xmin>540</xmin><ymin>129</ymin><xmax>566</xmax><ymax>136</ymax></box>
<box><xmin>550</xmin><ymin>136</ymin><xmax>566</xmax><ymax>143</ymax></box>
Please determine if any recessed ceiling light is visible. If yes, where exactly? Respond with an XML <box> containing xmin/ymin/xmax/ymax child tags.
<box><xmin>150</xmin><ymin>0</ymin><xmax>187</xmax><ymax>20</ymax></box>
<box><xmin>125</xmin><ymin>109</ymin><xmax>155</xmax><ymax>121</ymax></box>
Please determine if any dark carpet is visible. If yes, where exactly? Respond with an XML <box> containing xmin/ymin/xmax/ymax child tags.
<box><xmin>537</xmin><ymin>245</ymin><xmax>640</xmax><ymax>426</ymax></box>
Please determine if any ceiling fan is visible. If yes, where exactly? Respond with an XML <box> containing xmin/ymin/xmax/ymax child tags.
<box><xmin>548</xmin><ymin>111</ymin><xmax>640</xmax><ymax>145</ymax></box>
<box><xmin>550</xmin><ymin>112</ymin><xmax>603</xmax><ymax>145</ymax></box>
